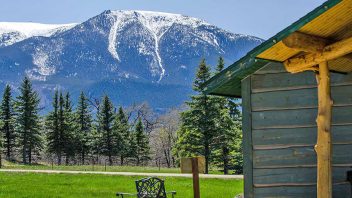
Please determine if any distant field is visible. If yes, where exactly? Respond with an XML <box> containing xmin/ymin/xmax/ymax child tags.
<box><xmin>2</xmin><ymin>161</ymin><xmax>225</xmax><ymax>175</ymax></box>
<box><xmin>0</xmin><ymin>172</ymin><xmax>243</xmax><ymax>198</ymax></box>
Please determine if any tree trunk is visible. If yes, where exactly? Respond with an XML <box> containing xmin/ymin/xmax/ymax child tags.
<box><xmin>28</xmin><ymin>147</ymin><xmax>32</xmax><ymax>165</ymax></box>
<box><xmin>58</xmin><ymin>153</ymin><xmax>62</xmax><ymax>165</ymax></box>
<box><xmin>315</xmin><ymin>62</ymin><xmax>332</xmax><ymax>198</ymax></box>
<box><xmin>81</xmin><ymin>151</ymin><xmax>85</xmax><ymax>165</ymax></box>
<box><xmin>108</xmin><ymin>154</ymin><xmax>112</xmax><ymax>166</ymax></box>
<box><xmin>22</xmin><ymin>145</ymin><xmax>27</xmax><ymax>164</ymax></box>
<box><xmin>66</xmin><ymin>155</ymin><xmax>69</xmax><ymax>165</ymax></box>
<box><xmin>0</xmin><ymin>149</ymin><xmax>2</xmax><ymax>168</ymax></box>
<box><xmin>204</xmin><ymin>144</ymin><xmax>210</xmax><ymax>174</ymax></box>
<box><xmin>164</xmin><ymin>149</ymin><xmax>170</xmax><ymax>168</ymax></box>
<box><xmin>6</xmin><ymin>125</ymin><xmax>10</xmax><ymax>159</ymax></box>
<box><xmin>223</xmin><ymin>147</ymin><xmax>229</xmax><ymax>175</ymax></box>
<box><xmin>172</xmin><ymin>157</ymin><xmax>176</xmax><ymax>168</ymax></box>
<box><xmin>120</xmin><ymin>156</ymin><xmax>124</xmax><ymax>166</ymax></box>
<box><xmin>23</xmin><ymin>131</ymin><xmax>27</xmax><ymax>164</ymax></box>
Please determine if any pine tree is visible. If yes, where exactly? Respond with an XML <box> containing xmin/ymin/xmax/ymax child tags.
<box><xmin>216</xmin><ymin>56</ymin><xmax>225</xmax><ymax>73</ymax></box>
<box><xmin>212</xmin><ymin>108</ymin><xmax>238</xmax><ymax>174</ymax></box>
<box><xmin>75</xmin><ymin>91</ymin><xmax>92</xmax><ymax>165</ymax></box>
<box><xmin>63</xmin><ymin>92</ymin><xmax>75</xmax><ymax>165</ymax></box>
<box><xmin>175</xmin><ymin>58</ymin><xmax>219</xmax><ymax>174</ymax></box>
<box><xmin>58</xmin><ymin>93</ymin><xmax>66</xmax><ymax>164</ymax></box>
<box><xmin>15</xmin><ymin>77</ymin><xmax>43</xmax><ymax>164</ymax></box>
<box><xmin>129</xmin><ymin>128</ymin><xmax>137</xmax><ymax>164</ymax></box>
<box><xmin>0</xmin><ymin>85</ymin><xmax>16</xmax><ymax>160</ymax></box>
<box><xmin>45</xmin><ymin>90</ymin><xmax>62</xmax><ymax>164</ymax></box>
<box><xmin>211</xmin><ymin>57</ymin><xmax>243</xmax><ymax>174</ymax></box>
<box><xmin>97</xmin><ymin>95</ymin><xmax>116</xmax><ymax>165</ymax></box>
<box><xmin>113</xmin><ymin>107</ymin><xmax>130</xmax><ymax>165</ymax></box>
<box><xmin>134</xmin><ymin>118</ymin><xmax>150</xmax><ymax>166</ymax></box>
<box><xmin>0</xmin><ymin>119</ymin><xmax>4</xmax><ymax>167</ymax></box>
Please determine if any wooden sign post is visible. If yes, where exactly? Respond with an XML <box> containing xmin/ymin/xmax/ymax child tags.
<box><xmin>180</xmin><ymin>156</ymin><xmax>205</xmax><ymax>198</ymax></box>
<box><xmin>191</xmin><ymin>158</ymin><xmax>200</xmax><ymax>198</ymax></box>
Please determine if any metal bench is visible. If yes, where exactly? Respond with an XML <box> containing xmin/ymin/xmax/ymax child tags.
<box><xmin>116</xmin><ymin>177</ymin><xmax>176</xmax><ymax>198</ymax></box>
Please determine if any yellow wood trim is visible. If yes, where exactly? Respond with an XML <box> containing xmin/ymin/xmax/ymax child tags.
<box><xmin>315</xmin><ymin>61</ymin><xmax>332</xmax><ymax>198</ymax></box>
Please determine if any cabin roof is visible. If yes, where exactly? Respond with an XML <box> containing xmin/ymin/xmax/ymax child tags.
<box><xmin>204</xmin><ymin>0</ymin><xmax>352</xmax><ymax>97</ymax></box>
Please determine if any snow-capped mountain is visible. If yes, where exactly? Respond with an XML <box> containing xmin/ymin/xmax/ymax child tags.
<box><xmin>0</xmin><ymin>10</ymin><xmax>262</xmax><ymax>111</ymax></box>
<box><xmin>0</xmin><ymin>22</ymin><xmax>77</xmax><ymax>47</ymax></box>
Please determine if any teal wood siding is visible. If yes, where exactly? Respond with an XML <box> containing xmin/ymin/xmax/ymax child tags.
<box><xmin>248</xmin><ymin>62</ymin><xmax>352</xmax><ymax>197</ymax></box>
<box><xmin>242</xmin><ymin>76</ymin><xmax>254</xmax><ymax>198</ymax></box>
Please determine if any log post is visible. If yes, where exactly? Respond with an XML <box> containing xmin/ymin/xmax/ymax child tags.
<box><xmin>315</xmin><ymin>61</ymin><xmax>332</xmax><ymax>198</ymax></box>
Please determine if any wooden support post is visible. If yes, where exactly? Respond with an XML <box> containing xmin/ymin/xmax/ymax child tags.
<box><xmin>191</xmin><ymin>158</ymin><xmax>200</xmax><ymax>198</ymax></box>
<box><xmin>315</xmin><ymin>61</ymin><xmax>332</xmax><ymax>198</ymax></box>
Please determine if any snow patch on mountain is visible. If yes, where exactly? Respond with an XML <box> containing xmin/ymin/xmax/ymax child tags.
<box><xmin>106</xmin><ymin>10</ymin><xmax>213</xmax><ymax>82</ymax></box>
<box><xmin>0</xmin><ymin>22</ymin><xmax>77</xmax><ymax>46</ymax></box>
<box><xmin>108</xmin><ymin>13</ymin><xmax>123</xmax><ymax>62</ymax></box>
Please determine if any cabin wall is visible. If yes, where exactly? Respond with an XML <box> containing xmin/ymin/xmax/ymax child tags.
<box><xmin>242</xmin><ymin>62</ymin><xmax>352</xmax><ymax>197</ymax></box>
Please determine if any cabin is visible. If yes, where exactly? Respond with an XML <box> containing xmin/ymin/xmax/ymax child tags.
<box><xmin>204</xmin><ymin>0</ymin><xmax>352</xmax><ymax>197</ymax></box>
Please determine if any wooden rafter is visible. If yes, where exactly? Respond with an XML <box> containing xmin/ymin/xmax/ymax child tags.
<box><xmin>282</xmin><ymin>31</ymin><xmax>330</xmax><ymax>53</ymax></box>
<box><xmin>284</xmin><ymin>36</ymin><xmax>352</xmax><ymax>73</ymax></box>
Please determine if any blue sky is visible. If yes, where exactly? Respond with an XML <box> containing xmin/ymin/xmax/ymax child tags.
<box><xmin>0</xmin><ymin>0</ymin><xmax>326</xmax><ymax>39</ymax></box>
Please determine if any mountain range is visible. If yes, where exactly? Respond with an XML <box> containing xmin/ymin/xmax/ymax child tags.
<box><xmin>0</xmin><ymin>10</ymin><xmax>263</xmax><ymax>112</ymax></box>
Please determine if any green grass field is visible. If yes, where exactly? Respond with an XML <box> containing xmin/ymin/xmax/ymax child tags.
<box><xmin>0</xmin><ymin>172</ymin><xmax>243</xmax><ymax>198</ymax></box>
<box><xmin>2</xmin><ymin>160</ymin><xmax>225</xmax><ymax>174</ymax></box>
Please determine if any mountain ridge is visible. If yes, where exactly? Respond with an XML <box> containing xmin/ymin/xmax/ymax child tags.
<box><xmin>0</xmin><ymin>10</ymin><xmax>263</xmax><ymax>111</ymax></box>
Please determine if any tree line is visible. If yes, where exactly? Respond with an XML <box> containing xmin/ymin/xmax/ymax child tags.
<box><xmin>0</xmin><ymin>77</ymin><xmax>150</xmax><ymax>166</ymax></box>
<box><xmin>0</xmin><ymin>57</ymin><xmax>243</xmax><ymax>174</ymax></box>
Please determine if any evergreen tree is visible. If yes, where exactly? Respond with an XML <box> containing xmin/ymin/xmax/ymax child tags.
<box><xmin>63</xmin><ymin>92</ymin><xmax>75</xmax><ymax>165</ymax></box>
<box><xmin>57</xmin><ymin>93</ymin><xmax>65</xmax><ymax>164</ymax></box>
<box><xmin>0</xmin><ymin>85</ymin><xmax>16</xmax><ymax>160</ymax></box>
<box><xmin>212</xmin><ymin>108</ymin><xmax>239</xmax><ymax>174</ymax></box>
<box><xmin>45</xmin><ymin>90</ymin><xmax>62</xmax><ymax>164</ymax></box>
<box><xmin>0</xmin><ymin>119</ymin><xmax>4</xmax><ymax>167</ymax></box>
<box><xmin>134</xmin><ymin>118</ymin><xmax>150</xmax><ymax>166</ymax></box>
<box><xmin>212</xmin><ymin>57</ymin><xmax>243</xmax><ymax>174</ymax></box>
<box><xmin>216</xmin><ymin>56</ymin><xmax>225</xmax><ymax>73</ymax></box>
<box><xmin>129</xmin><ymin>128</ymin><xmax>138</xmax><ymax>164</ymax></box>
<box><xmin>75</xmin><ymin>91</ymin><xmax>92</xmax><ymax>164</ymax></box>
<box><xmin>113</xmin><ymin>107</ymin><xmax>130</xmax><ymax>165</ymax></box>
<box><xmin>15</xmin><ymin>77</ymin><xmax>43</xmax><ymax>164</ymax></box>
<box><xmin>175</xmin><ymin>59</ymin><xmax>219</xmax><ymax>174</ymax></box>
<box><xmin>97</xmin><ymin>95</ymin><xmax>116</xmax><ymax>165</ymax></box>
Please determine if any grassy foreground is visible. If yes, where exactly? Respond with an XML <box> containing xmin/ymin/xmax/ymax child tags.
<box><xmin>0</xmin><ymin>172</ymin><xmax>243</xmax><ymax>198</ymax></box>
<box><xmin>3</xmin><ymin>161</ymin><xmax>225</xmax><ymax>174</ymax></box>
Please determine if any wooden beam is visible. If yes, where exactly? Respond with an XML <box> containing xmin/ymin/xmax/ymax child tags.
<box><xmin>315</xmin><ymin>61</ymin><xmax>332</xmax><ymax>198</ymax></box>
<box><xmin>282</xmin><ymin>32</ymin><xmax>329</xmax><ymax>53</ymax></box>
<box><xmin>284</xmin><ymin>36</ymin><xmax>352</xmax><ymax>73</ymax></box>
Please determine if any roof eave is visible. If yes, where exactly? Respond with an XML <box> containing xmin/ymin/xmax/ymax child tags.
<box><xmin>203</xmin><ymin>0</ymin><xmax>342</xmax><ymax>97</ymax></box>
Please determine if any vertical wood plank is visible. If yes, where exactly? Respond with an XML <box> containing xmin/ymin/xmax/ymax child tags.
<box><xmin>241</xmin><ymin>76</ymin><xmax>254</xmax><ymax>197</ymax></box>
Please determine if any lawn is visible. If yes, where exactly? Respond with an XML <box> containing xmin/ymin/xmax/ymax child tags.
<box><xmin>0</xmin><ymin>172</ymin><xmax>243</xmax><ymax>198</ymax></box>
<box><xmin>2</xmin><ymin>160</ymin><xmax>225</xmax><ymax>174</ymax></box>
